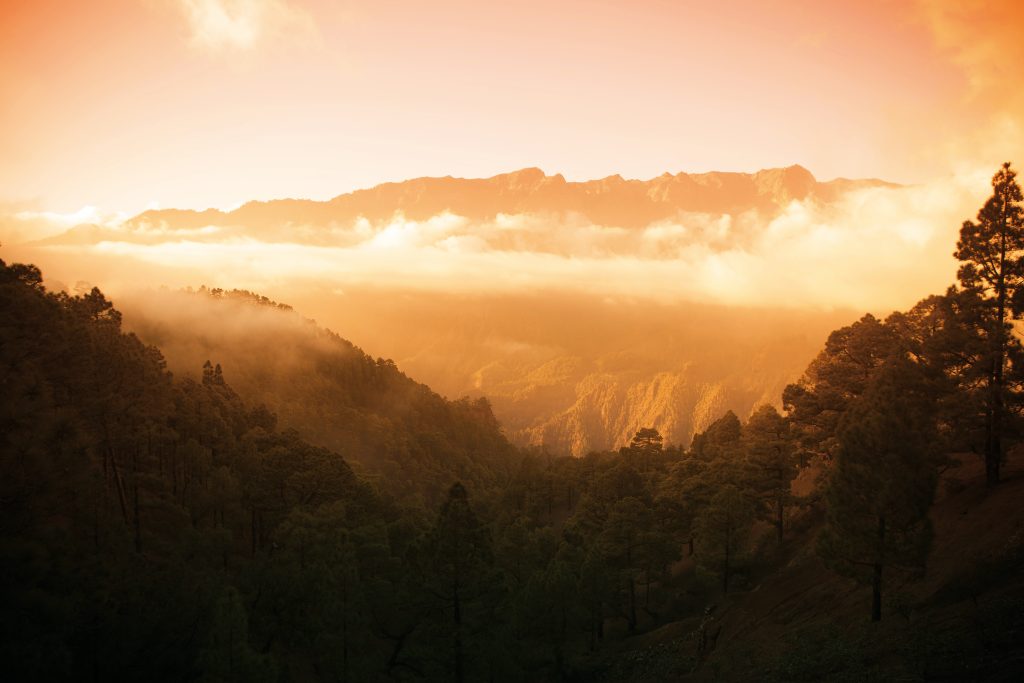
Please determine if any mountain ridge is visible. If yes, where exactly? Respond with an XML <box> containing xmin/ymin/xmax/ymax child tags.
<box><xmin>108</xmin><ymin>165</ymin><xmax>896</xmax><ymax>234</ymax></box>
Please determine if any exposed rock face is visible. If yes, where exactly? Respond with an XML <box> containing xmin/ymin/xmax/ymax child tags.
<box><xmin>489</xmin><ymin>351</ymin><xmax>814</xmax><ymax>456</ymax></box>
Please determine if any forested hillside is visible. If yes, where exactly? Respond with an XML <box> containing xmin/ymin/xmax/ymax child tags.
<box><xmin>118</xmin><ymin>287</ymin><xmax>848</xmax><ymax>458</ymax></box>
<box><xmin>115</xmin><ymin>287</ymin><xmax>515</xmax><ymax>506</ymax></box>
<box><xmin>2</xmin><ymin>164</ymin><xmax>1024</xmax><ymax>681</ymax></box>
<box><xmin>7</xmin><ymin>0</ymin><xmax>1024</xmax><ymax>679</ymax></box>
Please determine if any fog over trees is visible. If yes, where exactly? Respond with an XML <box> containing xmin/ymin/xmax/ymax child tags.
<box><xmin>2</xmin><ymin>164</ymin><xmax>1024</xmax><ymax>680</ymax></box>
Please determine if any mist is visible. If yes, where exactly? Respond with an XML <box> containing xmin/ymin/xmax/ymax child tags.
<box><xmin>2</xmin><ymin>168</ymin><xmax>993</xmax><ymax>316</ymax></box>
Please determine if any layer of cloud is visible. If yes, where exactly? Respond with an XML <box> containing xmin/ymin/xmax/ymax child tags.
<box><xmin>0</xmin><ymin>203</ymin><xmax>128</xmax><ymax>245</ymax></box>
<box><xmin>3</xmin><ymin>167</ymin><xmax>997</xmax><ymax>314</ymax></box>
<box><xmin>173</xmin><ymin>0</ymin><xmax>318</xmax><ymax>50</ymax></box>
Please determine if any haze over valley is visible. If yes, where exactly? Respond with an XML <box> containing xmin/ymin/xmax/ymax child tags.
<box><xmin>5</xmin><ymin>164</ymin><xmax>968</xmax><ymax>453</ymax></box>
<box><xmin>4</xmin><ymin>1</ymin><xmax>1024</xmax><ymax>681</ymax></box>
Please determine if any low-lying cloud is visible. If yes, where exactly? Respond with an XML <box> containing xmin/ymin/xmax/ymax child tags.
<box><xmin>0</xmin><ymin>203</ymin><xmax>128</xmax><ymax>245</ymax></box>
<box><xmin>2</xmin><ymin>167</ymin><xmax>995</xmax><ymax>314</ymax></box>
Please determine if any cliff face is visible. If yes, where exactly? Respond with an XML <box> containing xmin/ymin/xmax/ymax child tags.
<box><xmin>481</xmin><ymin>334</ymin><xmax>830</xmax><ymax>456</ymax></box>
<box><xmin>514</xmin><ymin>370</ymin><xmax>767</xmax><ymax>457</ymax></box>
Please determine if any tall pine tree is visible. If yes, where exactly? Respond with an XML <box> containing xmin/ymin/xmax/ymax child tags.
<box><xmin>424</xmin><ymin>482</ymin><xmax>495</xmax><ymax>683</ymax></box>
<box><xmin>743</xmin><ymin>405</ymin><xmax>798</xmax><ymax>544</ymax></box>
<box><xmin>817</xmin><ymin>354</ymin><xmax>939</xmax><ymax>621</ymax></box>
<box><xmin>952</xmin><ymin>162</ymin><xmax>1024</xmax><ymax>486</ymax></box>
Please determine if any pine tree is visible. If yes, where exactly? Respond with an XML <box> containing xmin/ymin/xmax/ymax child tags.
<box><xmin>885</xmin><ymin>292</ymin><xmax>992</xmax><ymax>462</ymax></box>
<box><xmin>425</xmin><ymin>482</ymin><xmax>494</xmax><ymax>683</ymax></box>
<box><xmin>597</xmin><ymin>497</ymin><xmax>654</xmax><ymax>632</ymax></box>
<box><xmin>694</xmin><ymin>484</ymin><xmax>755</xmax><ymax>593</ymax></box>
<box><xmin>628</xmin><ymin>427</ymin><xmax>663</xmax><ymax>472</ymax></box>
<box><xmin>817</xmin><ymin>355</ymin><xmax>939</xmax><ymax>621</ymax></box>
<box><xmin>783</xmin><ymin>314</ymin><xmax>898</xmax><ymax>463</ymax></box>
<box><xmin>690</xmin><ymin>411</ymin><xmax>742</xmax><ymax>461</ymax></box>
<box><xmin>743</xmin><ymin>405</ymin><xmax>798</xmax><ymax>543</ymax></box>
<box><xmin>952</xmin><ymin>162</ymin><xmax>1024</xmax><ymax>486</ymax></box>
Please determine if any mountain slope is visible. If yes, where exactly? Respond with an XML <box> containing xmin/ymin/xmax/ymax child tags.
<box><xmin>590</xmin><ymin>455</ymin><xmax>1024</xmax><ymax>681</ymax></box>
<box><xmin>116</xmin><ymin>287</ymin><xmax>516</xmax><ymax>505</ymax></box>
<box><xmin>24</xmin><ymin>165</ymin><xmax>887</xmax><ymax>457</ymax></box>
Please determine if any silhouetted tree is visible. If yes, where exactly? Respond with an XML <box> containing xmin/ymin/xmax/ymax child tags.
<box><xmin>597</xmin><ymin>497</ymin><xmax>653</xmax><ymax>632</ymax></box>
<box><xmin>629</xmin><ymin>427</ymin><xmax>663</xmax><ymax>471</ymax></box>
<box><xmin>817</xmin><ymin>355</ymin><xmax>939</xmax><ymax>621</ymax></box>
<box><xmin>425</xmin><ymin>482</ymin><xmax>495</xmax><ymax>683</ymax></box>
<box><xmin>695</xmin><ymin>484</ymin><xmax>755</xmax><ymax>593</ymax></box>
<box><xmin>690</xmin><ymin>411</ymin><xmax>742</xmax><ymax>460</ymax></box>
<box><xmin>662</xmin><ymin>411</ymin><xmax>747</xmax><ymax>559</ymax></box>
<box><xmin>743</xmin><ymin>405</ymin><xmax>798</xmax><ymax>543</ymax></box>
<box><xmin>783</xmin><ymin>314</ymin><xmax>898</xmax><ymax>462</ymax></box>
<box><xmin>952</xmin><ymin>162</ymin><xmax>1024</xmax><ymax>486</ymax></box>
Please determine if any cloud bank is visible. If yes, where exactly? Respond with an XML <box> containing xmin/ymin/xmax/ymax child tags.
<box><xmin>0</xmin><ymin>203</ymin><xmax>129</xmax><ymax>245</ymax></box>
<box><xmin>3</xmin><ymin>168</ymin><xmax>995</xmax><ymax>314</ymax></box>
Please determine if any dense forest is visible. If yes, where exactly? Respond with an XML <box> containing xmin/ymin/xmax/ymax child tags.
<box><xmin>2</xmin><ymin>164</ymin><xmax>1024</xmax><ymax>681</ymax></box>
<box><xmin>116</xmin><ymin>285</ymin><xmax>518</xmax><ymax>507</ymax></box>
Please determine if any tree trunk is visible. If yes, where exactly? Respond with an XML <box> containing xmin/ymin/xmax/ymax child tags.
<box><xmin>342</xmin><ymin>584</ymin><xmax>349</xmax><ymax>683</ymax></box>
<box><xmin>989</xmin><ymin>216</ymin><xmax>1008</xmax><ymax>487</ymax></box>
<box><xmin>453</xmin><ymin>583</ymin><xmax>464</xmax><ymax>683</ymax></box>
<box><xmin>110</xmin><ymin>452</ymin><xmax>130</xmax><ymax>527</ymax></box>
<box><xmin>250</xmin><ymin>507</ymin><xmax>257</xmax><ymax>557</ymax></box>
<box><xmin>628</xmin><ymin>575</ymin><xmax>637</xmax><ymax>632</ymax></box>
<box><xmin>132</xmin><ymin>448</ymin><xmax>142</xmax><ymax>554</ymax></box>
<box><xmin>133</xmin><ymin>477</ymin><xmax>142</xmax><ymax>553</ymax></box>
<box><xmin>872</xmin><ymin>516</ymin><xmax>885</xmax><ymax>622</ymax></box>
<box><xmin>776</xmin><ymin>498</ymin><xmax>785</xmax><ymax>544</ymax></box>
<box><xmin>723</xmin><ymin>541</ymin><xmax>731</xmax><ymax>594</ymax></box>
<box><xmin>989</xmin><ymin>381</ymin><xmax>1003</xmax><ymax>487</ymax></box>
<box><xmin>385</xmin><ymin>626</ymin><xmax>411</xmax><ymax>673</ymax></box>
<box><xmin>871</xmin><ymin>563</ymin><xmax>882</xmax><ymax>622</ymax></box>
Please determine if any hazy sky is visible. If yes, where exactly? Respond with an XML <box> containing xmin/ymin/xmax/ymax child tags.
<box><xmin>2</xmin><ymin>0</ymin><xmax>1021</xmax><ymax>214</ymax></box>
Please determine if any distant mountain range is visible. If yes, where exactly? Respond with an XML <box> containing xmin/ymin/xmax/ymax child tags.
<box><xmin>25</xmin><ymin>165</ymin><xmax>888</xmax><ymax>454</ymax></box>
<box><xmin>38</xmin><ymin>165</ymin><xmax>896</xmax><ymax>245</ymax></box>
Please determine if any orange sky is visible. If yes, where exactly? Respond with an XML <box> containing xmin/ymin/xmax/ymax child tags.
<box><xmin>1</xmin><ymin>0</ymin><xmax>1021</xmax><ymax>214</ymax></box>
